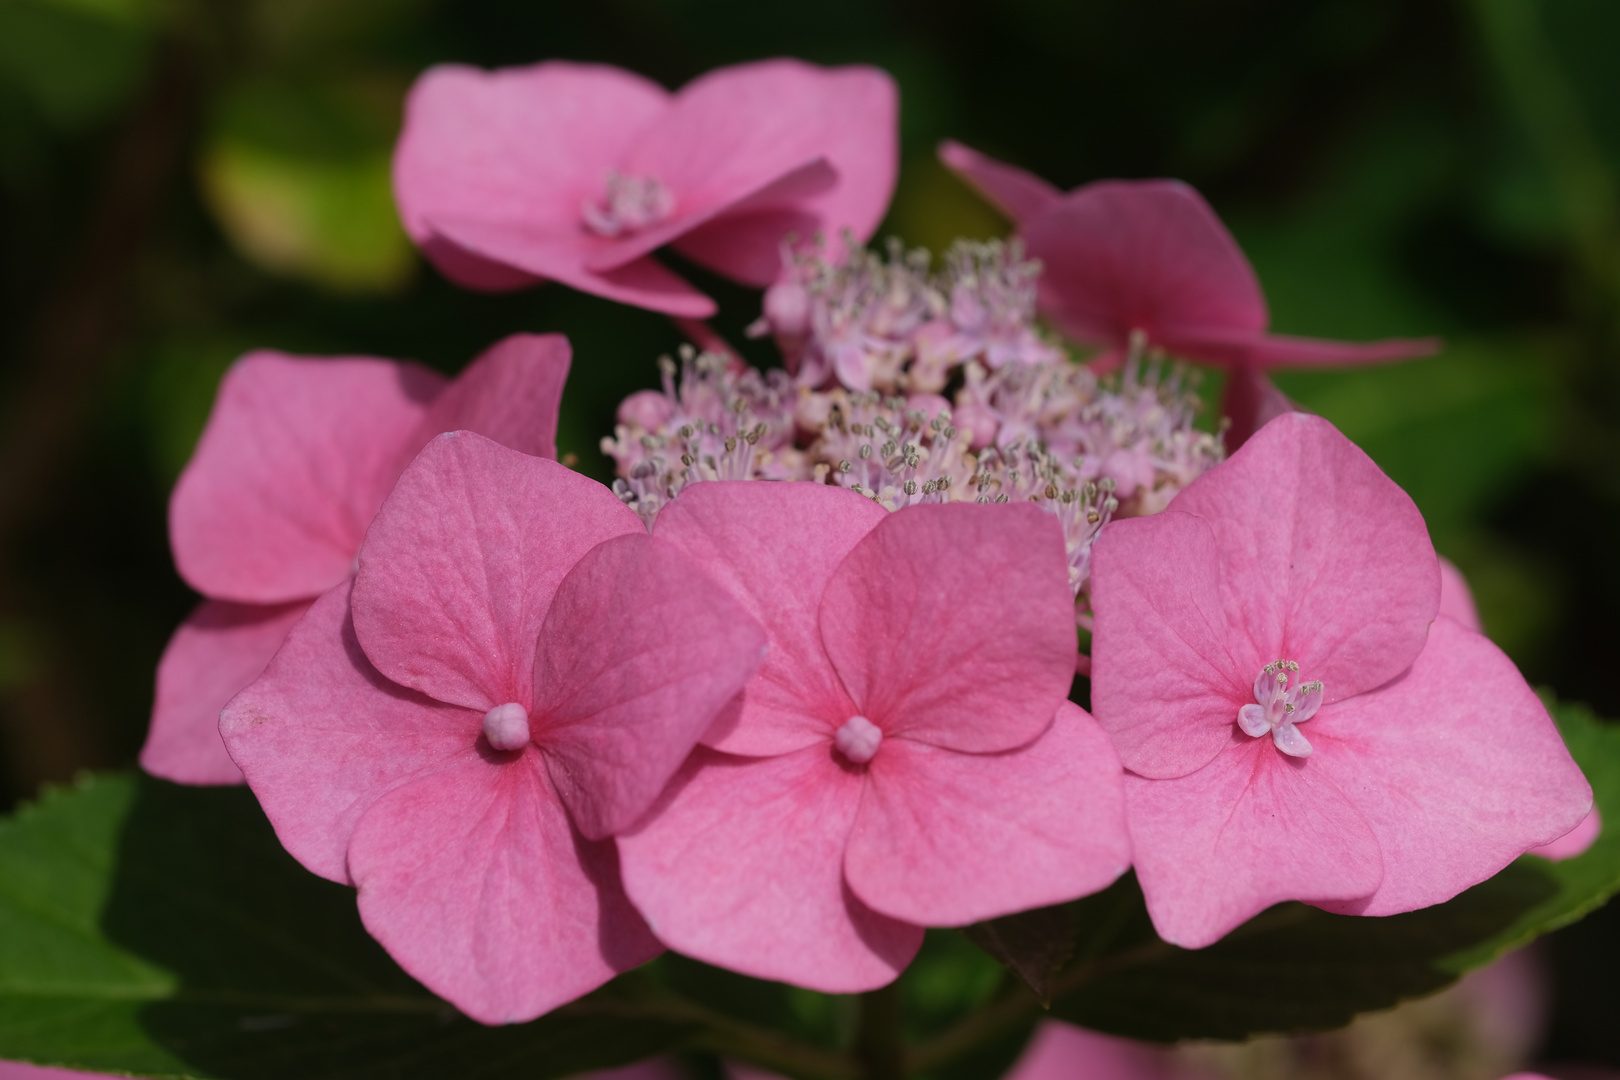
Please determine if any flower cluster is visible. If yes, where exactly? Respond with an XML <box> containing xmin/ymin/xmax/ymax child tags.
<box><xmin>138</xmin><ymin>54</ymin><xmax>1596</xmax><ymax>1040</ymax></box>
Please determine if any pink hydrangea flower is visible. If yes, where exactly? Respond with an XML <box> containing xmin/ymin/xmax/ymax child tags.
<box><xmin>144</xmin><ymin>335</ymin><xmax>570</xmax><ymax>786</ymax></box>
<box><xmin>1439</xmin><ymin>558</ymin><xmax>1602</xmax><ymax>861</ymax></box>
<box><xmin>395</xmin><ymin>59</ymin><xmax>897</xmax><ymax>316</ymax></box>
<box><xmin>220</xmin><ymin>432</ymin><xmax>766</xmax><ymax>1023</ymax></box>
<box><xmin>617</xmin><ymin>482</ymin><xmax>1130</xmax><ymax>991</ymax></box>
<box><xmin>938</xmin><ymin>141</ymin><xmax>1438</xmax><ymax>444</ymax></box>
<box><xmin>1088</xmin><ymin>412</ymin><xmax>1591</xmax><ymax>948</ymax></box>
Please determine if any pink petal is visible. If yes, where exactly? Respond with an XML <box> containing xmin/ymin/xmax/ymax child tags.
<box><xmin>936</xmin><ymin>140</ymin><xmax>1063</xmax><ymax>225</ymax></box>
<box><xmin>1530</xmin><ymin>807</ymin><xmax>1601</xmax><ymax>861</ymax></box>
<box><xmin>671</xmin><ymin>207</ymin><xmax>822</xmax><ymax>286</ymax></box>
<box><xmin>410</xmin><ymin>333</ymin><xmax>571</xmax><ymax>461</ymax></box>
<box><xmin>1168</xmin><ymin>412</ymin><xmax>1440</xmax><ymax>705</ymax></box>
<box><xmin>394</xmin><ymin>62</ymin><xmax>667</xmax><ymax>287</ymax></box>
<box><xmin>421</xmin><ymin>219</ymin><xmax>718</xmax><ymax>317</ymax></box>
<box><xmin>1439</xmin><ymin>557</ymin><xmax>1483</xmax><ymax>633</ymax></box>
<box><xmin>1310</xmin><ymin>617</ymin><xmax>1593</xmax><ymax>917</ymax></box>
<box><xmin>844</xmin><ymin>702</ymin><xmax>1130</xmax><ymax>927</ymax></box>
<box><xmin>1022</xmin><ymin>180</ymin><xmax>1267</xmax><ymax>351</ymax></box>
<box><xmin>351</xmin><ymin>433</ymin><xmax>642</xmax><ymax>712</ymax></box>
<box><xmin>651</xmin><ymin>481</ymin><xmax>887</xmax><ymax>756</ymax></box>
<box><xmin>1157</xmin><ymin>325</ymin><xmax>1441</xmax><ymax>370</ymax></box>
<box><xmin>632</xmin><ymin>60</ymin><xmax>897</xmax><ymax>278</ymax></box>
<box><xmin>534</xmin><ymin>533</ymin><xmax>767</xmax><ymax>840</ymax></box>
<box><xmin>142</xmin><ymin>599</ymin><xmax>309</xmax><ymax>785</ymax></box>
<box><xmin>1218</xmin><ymin>365</ymin><xmax>1297</xmax><ymax>451</ymax></box>
<box><xmin>348</xmin><ymin>752</ymin><xmax>660</xmax><ymax>1024</ymax></box>
<box><xmin>219</xmin><ymin>581</ymin><xmax>475</xmax><ymax>884</ymax></box>
<box><xmin>1004</xmin><ymin>1021</ymin><xmax>1196</xmax><ymax>1080</ymax></box>
<box><xmin>585</xmin><ymin>158</ymin><xmax>836</xmax><ymax>274</ymax></box>
<box><xmin>169</xmin><ymin>351</ymin><xmax>444</xmax><ymax>604</ymax></box>
<box><xmin>618</xmin><ymin>746</ymin><xmax>922</xmax><ymax>992</ymax></box>
<box><xmin>0</xmin><ymin>1065</ymin><xmax>125</xmax><ymax>1080</ymax></box>
<box><xmin>1125</xmin><ymin>736</ymin><xmax>1384</xmax><ymax>949</ymax></box>
<box><xmin>819</xmin><ymin>503</ymin><xmax>1075</xmax><ymax>754</ymax></box>
<box><xmin>1086</xmin><ymin>512</ymin><xmax>1246</xmax><ymax>779</ymax></box>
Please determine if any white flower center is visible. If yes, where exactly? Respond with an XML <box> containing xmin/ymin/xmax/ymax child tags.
<box><xmin>582</xmin><ymin>171</ymin><xmax>675</xmax><ymax>237</ymax></box>
<box><xmin>482</xmin><ymin>702</ymin><xmax>531</xmax><ymax>752</ymax></box>
<box><xmin>834</xmin><ymin>714</ymin><xmax>883</xmax><ymax>764</ymax></box>
<box><xmin>1237</xmin><ymin>660</ymin><xmax>1322</xmax><ymax>758</ymax></box>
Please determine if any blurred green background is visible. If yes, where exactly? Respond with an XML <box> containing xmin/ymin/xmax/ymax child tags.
<box><xmin>1</xmin><ymin>0</ymin><xmax>1617</xmax><ymax>1069</ymax></box>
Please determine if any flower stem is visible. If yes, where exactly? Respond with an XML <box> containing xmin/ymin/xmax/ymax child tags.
<box><xmin>854</xmin><ymin>982</ymin><xmax>907</xmax><ymax>1080</ymax></box>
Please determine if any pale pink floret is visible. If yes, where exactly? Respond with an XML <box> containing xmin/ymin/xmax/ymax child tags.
<box><xmin>395</xmin><ymin>59</ymin><xmax>897</xmax><ymax>315</ymax></box>
<box><xmin>618</xmin><ymin>482</ymin><xmax>1130</xmax><ymax>992</ymax></box>
<box><xmin>144</xmin><ymin>335</ymin><xmax>571</xmax><ymax>786</ymax></box>
<box><xmin>1439</xmin><ymin>558</ymin><xmax>1603</xmax><ymax>861</ymax></box>
<box><xmin>221</xmin><ymin>433</ymin><xmax>766</xmax><ymax>1023</ymax></box>
<box><xmin>1089</xmin><ymin>413</ymin><xmax>1592</xmax><ymax>948</ymax></box>
<box><xmin>937</xmin><ymin>142</ymin><xmax>1438</xmax><ymax>444</ymax></box>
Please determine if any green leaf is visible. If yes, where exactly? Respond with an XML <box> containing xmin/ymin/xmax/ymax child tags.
<box><xmin>0</xmin><ymin>773</ymin><xmax>694</xmax><ymax>1078</ymax></box>
<box><xmin>961</xmin><ymin>905</ymin><xmax>1077</xmax><ymax>1004</ymax></box>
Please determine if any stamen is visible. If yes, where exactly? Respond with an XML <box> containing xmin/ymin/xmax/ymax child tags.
<box><xmin>482</xmin><ymin>702</ymin><xmax>531</xmax><ymax>752</ymax></box>
<box><xmin>1236</xmin><ymin>661</ymin><xmax>1322</xmax><ymax>758</ymax></box>
<box><xmin>834</xmin><ymin>715</ymin><xmax>883</xmax><ymax>764</ymax></box>
<box><xmin>582</xmin><ymin>171</ymin><xmax>676</xmax><ymax>237</ymax></box>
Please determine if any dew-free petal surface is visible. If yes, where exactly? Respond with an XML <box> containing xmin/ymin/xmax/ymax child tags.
<box><xmin>1023</xmin><ymin>180</ymin><xmax>1268</xmax><ymax>350</ymax></box>
<box><xmin>1003</xmin><ymin>1021</ymin><xmax>1204</xmax><ymax>1080</ymax></box>
<box><xmin>535</xmin><ymin>533</ymin><xmax>766</xmax><ymax>840</ymax></box>
<box><xmin>1125</xmin><ymin>735</ymin><xmax>1384</xmax><ymax>948</ymax></box>
<box><xmin>1310</xmin><ymin>618</ymin><xmax>1592</xmax><ymax>917</ymax></box>
<box><xmin>1169</xmin><ymin>413</ymin><xmax>1439</xmax><ymax>703</ymax></box>
<box><xmin>652</xmin><ymin>482</ymin><xmax>886</xmax><ymax>755</ymax></box>
<box><xmin>619</xmin><ymin>746</ymin><xmax>922</xmax><ymax>992</ymax></box>
<box><xmin>1155</xmin><ymin>325</ymin><xmax>1440</xmax><ymax>371</ymax></box>
<box><xmin>1090</xmin><ymin>512</ymin><xmax>1247</xmax><ymax>779</ymax></box>
<box><xmin>1531</xmin><ymin>807</ymin><xmax>1602</xmax><ymax>861</ymax></box>
<box><xmin>220</xmin><ymin>581</ymin><xmax>475</xmax><ymax>884</ymax></box>
<box><xmin>170</xmin><ymin>352</ymin><xmax>443</xmax><ymax>604</ymax></box>
<box><xmin>353</xmin><ymin>433</ymin><xmax>642</xmax><ymax>712</ymax></box>
<box><xmin>631</xmin><ymin>60</ymin><xmax>897</xmax><ymax>279</ymax></box>
<box><xmin>1439</xmin><ymin>557</ymin><xmax>1483</xmax><ymax>633</ymax></box>
<box><xmin>845</xmin><ymin>703</ymin><xmax>1130</xmax><ymax>927</ymax></box>
<box><xmin>394</xmin><ymin>61</ymin><xmax>668</xmax><ymax>287</ymax></box>
<box><xmin>937</xmin><ymin>140</ymin><xmax>1063</xmax><ymax>225</ymax></box>
<box><xmin>348</xmin><ymin>751</ymin><xmax>660</xmax><ymax>1024</ymax></box>
<box><xmin>819</xmin><ymin>503</ymin><xmax>1074</xmax><ymax>754</ymax></box>
<box><xmin>142</xmin><ymin>598</ymin><xmax>310</xmax><ymax>785</ymax></box>
<box><xmin>410</xmin><ymin>332</ymin><xmax>571</xmax><ymax>461</ymax></box>
<box><xmin>422</xmin><ymin>218</ymin><xmax>718</xmax><ymax>317</ymax></box>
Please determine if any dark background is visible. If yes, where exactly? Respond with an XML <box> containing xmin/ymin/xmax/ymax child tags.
<box><xmin>1</xmin><ymin>0</ymin><xmax>1616</xmax><ymax>1070</ymax></box>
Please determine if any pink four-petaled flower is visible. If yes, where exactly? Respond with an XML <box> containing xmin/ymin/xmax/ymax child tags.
<box><xmin>145</xmin><ymin>334</ymin><xmax>571</xmax><ymax>785</ymax></box>
<box><xmin>395</xmin><ymin>59</ymin><xmax>897</xmax><ymax>316</ymax></box>
<box><xmin>221</xmin><ymin>432</ymin><xmax>766</xmax><ymax>1022</ymax></box>
<box><xmin>938</xmin><ymin>142</ymin><xmax>1438</xmax><ymax>444</ymax></box>
<box><xmin>617</xmin><ymin>482</ymin><xmax>1130</xmax><ymax>991</ymax></box>
<box><xmin>1089</xmin><ymin>412</ymin><xmax>1592</xmax><ymax>947</ymax></box>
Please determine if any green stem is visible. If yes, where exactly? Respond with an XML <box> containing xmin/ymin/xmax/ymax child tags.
<box><xmin>854</xmin><ymin>982</ymin><xmax>907</xmax><ymax>1080</ymax></box>
<box><xmin>907</xmin><ymin>940</ymin><xmax>1174</xmax><ymax>1075</ymax></box>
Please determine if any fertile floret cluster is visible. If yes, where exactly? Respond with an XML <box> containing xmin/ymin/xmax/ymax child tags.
<box><xmin>604</xmin><ymin>238</ymin><xmax>1223</xmax><ymax>602</ymax></box>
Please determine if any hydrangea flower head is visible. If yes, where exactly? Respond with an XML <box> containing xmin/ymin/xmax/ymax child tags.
<box><xmin>394</xmin><ymin>59</ymin><xmax>897</xmax><ymax>315</ymax></box>
<box><xmin>617</xmin><ymin>482</ymin><xmax>1130</xmax><ymax>991</ymax></box>
<box><xmin>1089</xmin><ymin>412</ymin><xmax>1592</xmax><ymax>947</ymax></box>
<box><xmin>144</xmin><ymin>334</ymin><xmax>571</xmax><ymax>785</ymax></box>
<box><xmin>221</xmin><ymin>432</ymin><xmax>766</xmax><ymax>1022</ymax></box>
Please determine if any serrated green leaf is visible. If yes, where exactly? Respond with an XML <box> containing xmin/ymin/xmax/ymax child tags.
<box><xmin>0</xmin><ymin>773</ymin><xmax>694</xmax><ymax>1079</ymax></box>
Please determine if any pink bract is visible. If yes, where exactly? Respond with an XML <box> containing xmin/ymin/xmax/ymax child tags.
<box><xmin>1089</xmin><ymin>412</ymin><xmax>1591</xmax><ymax>948</ymax></box>
<box><xmin>617</xmin><ymin>482</ymin><xmax>1129</xmax><ymax>992</ymax></box>
<box><xmin>143</xmin><ymin>334</ymin><xmax>569</xmax><ymax>786</ymax></box>
<box><xmin>221</xmin><ymin>433</ymin><xmax>766</xmax><ymax>1023</ymax></box>
<box><xmin>938</xmin><ymin>142</ymin><xmax>1438</xmax><ymax>445</ymax></box>
<box><xmin>395</xmin><ymin>59</ymin><xmax>897</xmax><ymax>315</ymax></box>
